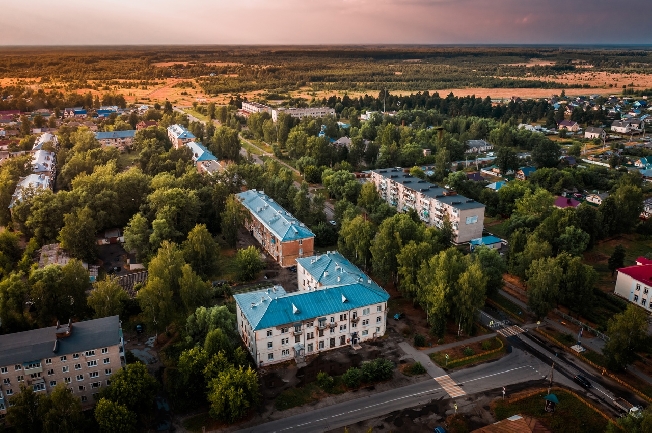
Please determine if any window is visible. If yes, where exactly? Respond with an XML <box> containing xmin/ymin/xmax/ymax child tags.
<box><xmin>267</xmin><ymin>342</ymin><xmax>273</xmax><ymax>349</ymax></box>
<box><xmin>295</xmin><ymin>335</ymin><xmax>301</xmax><ymax>343</ymax></box>
<box><xmin>2</xmin><ymin>378</ymin><xmax>9</xmax><ymax>385</ymax></box>
<box><xmin>76</xmin><ymin>375</ymin><xmax>84</xmax><ymax>381</ymax></box>
<box><xmin>362</xmin><ymin>319</ymin><xmax>369</xmax><ymax>326</ymax></box>
<box><xmin>362</xmin><ymin>330</ymin><xmax>369</xmax><ymax>336</ymax></box>
<box><xmin>47</xmin><ymin>369</ymin><xmax>54</xmax><ymax>375</ymax></box>
<box><xmin>377</xmin><ymin>305</ymin><xmax>382</xmax><ymax>312</ymax></box>
<box><xmin>16</xmin><ymin>376</ymin><xmax>23</xmax><ymax>382</ymax></box>
<box><xmin>645</xmin><ymin>288</ymin><xmax>650</xmax><ymax>295</ymax></box>
<box><xmin>330</xmin><ymin>327</ymin><xmax>335</xmax><ymax>334</ymax></box>
<box><xmin>307</xmin><ymin>343</ymin><xmax>313</xmax><ymax>352</ymax></box>
<box><xmin>637</xmin><ymin>284</ymin><xmax>642</xmax><ymax>291</ymax></box>
<box><xmin>352</xmin><ymin>312</ymin><xmax>358</xmax><ymax>319</ymax></box>
<box><xmin>339</xmin><ymin>324</ymin><xmax>347</xmax><ymax>331</ymax></box>
<box><xmin>5</xmin><ymin>389</ymin><xmax>12</xmax><ymax>395</ymax></box>
<box><xmin>376</xmin><ymin>327</ymin><xmax>381</xmax><ymax>333</ymax></box>
<box><xmin>45</xmin><ymin>358</ymin><xmax>52</xmax><ymax>365</ymax></box>
<box><xmin>73</xmin><ymin>353</ymin><xmax>80</xmax><ymax>360</ymax></box>
<box><xmin>339</xmin><ymin>314</ymin><xmax>347</xmax><ymax>321</ymax></box>
<box><xmin>87</xmin><ymin>360</ymin><xmax>97</xmax><ymax>367</ymax></box>
<box><xmin>330</xmin><ymin>316</ymin><xmax>335</xmax><ymax>323</ymax></box>
<box><xmin>294</xmin><ymin>325</ymin><xmax>301</xmax><ymax>333</ymax></box>
<box><xmin>281</xmin><ymin>327</ymin><xmax>288</xmax><ymax>334</ymax></box>
<box><xmin>466</xmin><ymin>215</ymin><xmax>478</xmax><ymax>224</ymax></box>
<box><xmin>81</xmin><ymin>396</ymin><xmax>87</xmax><ymax>403</ymax></box>
<box><xmin>363</xmin><ymin>308</ymin><xmax>370</xmax><ymax>316</ymax></box>
<box><xmin>49</xmin><ymin>380</ymin><xmax>57</xmax><ymax>387</ymax></box>
<box><xmin>103</xmin><ymin>358</ymin><xmax>110</xmax><ymax>365</ymax></box>
<box><xmin>299</xmin><ymin>239</ymin><xmax>303</xmax><ymax>245</ymax></box>
<box><xmin>64</xmin><ymin>377</ymin><xmax>71</xmax><ymax>384</ymax></box>
<box><xmin>105</xmin><ymin>369</ymin><xmax>112</xmax><ymax>376</ymax></box>
<box><xmin>91</xmin><ymin>382</ymin><xmax>101</xmax><ymax>389</ymax></box>
<box><xmin>266</xmin><ymin>330</ymin><xmax>273</xmax><ymax>337</ymax></box>
<box><xmin>85</xmin><ymin>350</ymin><xmax>95</xmax><ymax>357</ymax></box>
<box><xmin>33</xmin><ymin>382</ymin><xmax>45</xmax><ymax>392</ymax></box>
<box><xmin>307</xmin><ymin>332</ymin><xmax>314</xmax><ymax>340</ymax></box>
<box><xmin>60</xmin><ymin>356</ymin><xmax>67</xmax><ymax>362</ymax></box>
<box><xmin>376</xmin><ymin>316</ymin><xmax>382</xmax><ymax>323</ymax></box>
<box><xmin>89</xmin><ymin>372</ymin><xmax>99</xmax><ymax>379</ymax></box>
<box><xmin>281</xmin><ymin>337</ymin><xmax>288</xmax><ymax>345</ymax></box>
<box><xmin>267</xmin><ymin>353</ymin><xmax>274</xmax><ymax>361</ymax></box>
<box><xmin>282</xmin><ymin>349</ymin><xmax>290</xmax><ymax>357</ymax></box>
<box><xmin>635</xmin><ymin>295</ymin><xmax>639</xmax><ymax>302</ymax></box>
<box><xmin>351</xmin><ymin>321</ymin><xmax>357</xmax><ymax>328</ymax></box>
<box><xmin>318</xmin><ymin>341</ymin><xmax>324</xmax><ymax>349</ymax></box>
<box><xmin>14</xmin><ymin>365</ymin><xmax>21</xmax><ymax>371</ymax></box>
<box><xmin>0</xmin><ymin>367</ymin><xmax>7</xmax><ymax>374</ymax></box>
<box><xmin>78</xmin><ymin>385</ymin><xmax>85</xmax><ymax>391</ymax></box>
<box><xmin>30</xmin><ymin>373</ymin><xmax>41</xmax><ymax>379</ymax></box>
<box><xmin>306</xmin><ymin>321</ymin><xmax>313</xmax><ymax>327</ymax></box>
<box><xmin>106</xmin><ymin>380</ymin><xmax>111</xmax><ymax>387</ymax></box>
<box><xmin>25</xmin><ymin>362</ymin><xmax>40</xmax><ymax>369</ymax></box>
<box><xmin>75</xmin><ymin>364</ymin><xmax>82</xmax><ymax>370</ymax></box>
<box><xmin>62</xmin><ymin>366</ymin><xmax>69</xmax><ymax>373</ymax></box>
<box><xmin>101</xmin><ymin>348</ymin><xmax>108</xmax><ymax>354</ymax></box>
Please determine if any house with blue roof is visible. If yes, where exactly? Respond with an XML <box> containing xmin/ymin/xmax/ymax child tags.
<box><xmin>469</xmin><ymin>236</ymin><xmax>503</xmax><ymax>251</ymax></box>
<box><xmin>234</xmin><ymin>257</ymin><xmax>390</xmax><ymax>366</ymax></box>
<box><xmin>186</xmin><ymin>141</ymin><xmax>224</xmax><ymax>176</ymax></box>
<box><xmin>167</xmin><ymin>124</ymin><xmax>196</xmax><ymax>149</ymax></box>
<box><xmin>237</xmin><ymin>190</ymin><xmax>315</xmax><ymax>267</ymax></box>
<box><xmin>515</xmin><ymin>166</ymin><xmax>536</xmax><ymax>180</ymax></box>
<box><xmin>485</xmin><ymin>181</ymin><xmax>506</xmax><ymax>191</ymax></box>
<box><xmin>63</xmin><ymin>107</ymin><xmax>88</xmax><ymax>119</ymax></box>
<box><xmin>95</xmin><ymin>130</ymin><xmax>136</xmax><ymax>148</ymax></box>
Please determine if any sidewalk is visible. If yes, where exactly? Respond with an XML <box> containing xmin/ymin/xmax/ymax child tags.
<box><xmin>423</xmin><ymin>333</ymin><xmax>498</xmax><ymax>355</ymax></box>
<box><xmin>398</xmin><ymin>342</ymin><xmax>446</xmax><ymax>378</ymax></box>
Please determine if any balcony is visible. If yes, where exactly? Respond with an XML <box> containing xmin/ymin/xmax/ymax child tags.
<box><xmin>23</xmin><ymin>365</ymin><xmax>43</xmax><ymax>376</ymax></box>
<box><xmin>293</xmin><ymin>328</ymin><xmax>302</xmax><ymax>335</ymax></box>
<box><xmin>351</xmin><ymin>316</ymin><xmax>360</xmax><ymax>323</ymax></box>
<box><xmin>329</xmin><ymin>322</ymin><xmax>337</xmax><ymax>329</ymax></box>
<box><xmin>318</xmin><ymin>322</ymin><xmax>327</xmax><ymax>330</ymax></box>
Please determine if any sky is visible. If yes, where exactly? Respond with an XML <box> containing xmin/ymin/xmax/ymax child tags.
<box><xmin>1</xmin><ymin>0</ymin><xmax>652</xmax><ymax>45</ymax></box>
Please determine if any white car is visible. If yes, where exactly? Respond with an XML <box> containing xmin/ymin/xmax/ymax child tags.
<box><xmin>328</xmin><ymin>220</ymin><xmax>337</xmax><ymax>226</ymax></box>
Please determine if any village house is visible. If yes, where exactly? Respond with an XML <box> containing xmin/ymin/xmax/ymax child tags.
<box><xmin>333</xmin><ymin>137</ymin><xmax>352</xmax><ymax>148</ymax></box>
<box><xmin>465</xmin><ymin>139</ymin><xmax>493</xmax><ymax>153</ymax></box>
<box><xmin>234</xmin><ymin>252</ymin><xmax>389</xmax><ymax>367</ymax></box>
<box><xmin>635</xmin><ymin>157</ymin><xmax>650</xmax><ymax>168</ymax></box>
<box><xmin>585</xmin><ymin>192</ymin><xmax>609</xmax><ymax>206</ymax></box>
<box><xmin>611</xmin><ymin>120</ymin><xmax>639</xmax><ymax>134</ymax></box>
<box><xmin>554</xmin><ymin>196</ymin><xmax>581</xmax><ymax>209</ymax></box>
<box><xmin>63</xmin><ymin>108</ymin><xmax>87</xmax><ymax>119</ymax></box>
<box><xmin>185</xmin><ymin>141</ymin><xmax>224</xmax><ymax>175</ymax></box>
<box><xmin>614</xmin><ymin>257</ymin><xmax>652</xmax><ymax>311</ymax></box>
<box><xmin>515</xmin><ymin>167</ymin><xmax>536</xmax><ymax>180</ymax></box>
<box><xmin>469</xmin><ymin>236</ymin><xmax>503</xmax><ymax>252</ymax></box>
<box><xmin>369</xmin><ymin>168</ymin><xmax>484</xmax><ymax>243</ymax></box>
<box><xmin>236</xmin><ymin>190</ymin><xmax>315</xmax><ymax>267</ymax></box>
<box><xmin>0</xmin><ymin>316</ymin><xmax>124</xmax><ymax>415</ymax></box>
<box><xmin>136</xmin><ymin>120</ymin><xmax>157</xmax><ymax>130</ymax></box>
<box><xmin>485</xmin><ymin>181</ymin><xmax>506</xmax><ymax>191</ymax></box>
<box><xmin>584</xmin><ymin>126</ymin><xmax>606</xmax><ymax>140</ymax></box>
<box><xmin>558</xmin><ymin>120</ymin><xmax>579</xmax><ymax>132</ymax></box>
<box><xmin>466</xmin><ymin>172</ymin><xmax>485</xmax><ymax>182</ymax></box>
<box><xmin>95</xmin><ymin>130</ymin><xmax>136</xmax><ymax>149</ymax></box>
<box><xmin>641</xmin><ymin>198</ymin><xmax>652</xmax><ymax>219</ymax></box>
<box><xmin>167</xmin><ymin>124</ymin><xmax>195</xmax><ymax>149</ymax></box>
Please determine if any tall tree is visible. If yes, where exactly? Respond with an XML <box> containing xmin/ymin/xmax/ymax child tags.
<box><xmin>123</xmin><ymin>213</ymin><xmax>151</xmax><ymax>263</ymax></box>
<box><xmin>495</xmin><ymin>146</ymin><xmax>519</xmax><ymax>176</ymax></box>
<box><xmin>40</xmin><ymin>384</ymin><xmax>84</xmax><ymax>433</ymax></box>
<box><xmin>137</xmin><ymin>276</ymin><xmax>174</xmax><ymax>338</ymax></box>
<box><xmin>603</xmin><ymin>305</ymin><xmax>648</xmax><ymax>371</ymax></box>
<box><xmin>608</xmin><ymin>244</ymin><xmax>626</xmax><ymax>276</ymax></box>
<box><xmin>87</xmin><ymin>277</ymin><xmax>129</xmax><ymax>318</ymax></box>
<box><xmin>473</xmin><ymin>246</ymin><xmax>507</xmax><ymax>297</ymax></box>
<box><xmin>0</xmin><ymin>272</ymin><xmax>31</xmax><ymax>332</ymax></box>
<box><xmin>30</xmin><ymin>260</ymin><xmax>89</xmax><ymax>326</ymax></box>
<box><xmin>207</xmin><ymin>366</ymin><xmax>259</xmax><ymax>422</ymax></box>
<box><xmin>179</xmin><ymin>264</ymin><xmax>213</xmax><ymax>314</ymax></box>
<box><xmin>526</xmin><ymin>257</ymin><xmax>562</xmax><ymax>319</ymax></box>
<box><xmin>370</xmin><ymin>213</ymin><xmax>424</xmax><ymax>283</ymax></box>
<box><xmin>220</xmin><ymin>195</ymin><xmax>247</xmax><ymax>248</ymax></box>
<box><xmin>182</xmin><ymin>224</ymin><xmax>219</xmax><ymax>278</ymax></box>
<box><xmin>235</xmin><ymin>246</ymin><xmax>264</xmax><ymax>281</ymax></box>
<box><xmin>58</xmin><ymin>206</ymin><xmax>97</xmax><ymax>262</ymax></box>
<box><xmin>147</xmin><ymin>241</ymin><xmax>185</xmax><ymax>295</ymax></box>
<box><xmin>94</xmin><ymin>398</ymin><xmax>137</xmax><ymax>433</ymax></box>
<box><xmin>100</xmin><ymin>362</ymin><xmax>157</xmax><ymax>420</ymax></box>
<box><xmin>338</xmin><ymin>215</ymin><xmax>375</xmax><ymax>270</ymax></box>
<box><xmin>6</xmin><ymin>385</ymin><xmax>42</xmax><ymax>433</ymax></box>
<box><xmin>454</xmin><ymin>261</ymin><xmax>487</xmax><ymax>335</ymax></box>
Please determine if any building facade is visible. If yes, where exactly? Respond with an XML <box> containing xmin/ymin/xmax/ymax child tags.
<box><xmin>614</xmin><ymin>257</ymin><xmax>652</xmax><ymax>311</ymax></box>
<box><xmin>236</xmin><ymin>190</ymin><xmax>315</xmax><ymax>267</ymax></box>
<box><xmin>241</xmin><ymin>101</ymin><xmax>272</xmax><ymax>115</ymax></box>
<box><xmin>95</xmin><ymin>130</ymin><xmax>136</xmax><ymax>149</ymax></box>
<box><xmin>0</xmin><ymin>316</ymin><xmax>125</xmax><ymax>416</ymax></box>
<box><xmin>585</xmin><ymin>127</ymin><xmax>606</xmax><ymax>140</ymax></box>
<box><xmin>167</xmin><ymin>124</ymin><xmax>196</xmax><ymax>149</ymax></box>
<box><xmin>271</xmin><ymin>107</ymin><xmax>335</xmax><ymax>122</ymax></box>
<box><xmin>234</xmin><ymin>252</ymin><xmax>390</xmax><ymax>367</ymax></box>
<box><xmin>369</xmin><ymin>168</ymin><xmax>484</xmax><ymax>243</ymax></box>
<box><xmin>9</xmin><ymin>174</ymin><xmax>51</xmax><ymax>209</ymax></box>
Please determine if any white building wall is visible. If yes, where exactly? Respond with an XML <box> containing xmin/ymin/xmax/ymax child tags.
<box><xmin>614</xmin><ymin>272</ymin><xmax>652</xmax><ymax>311</ymax></box>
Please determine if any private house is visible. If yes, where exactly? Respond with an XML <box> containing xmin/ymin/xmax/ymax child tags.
<box><xmin>369</xmin><ymin>168</ymin><xmax>484</xmax><ymax>243</ymax></box>
<box><xmin>640</xmin><ymin>169</ymin><xmax>652</xmax><ymax>183</ymax></box>
<box><xmin>515</xmin><ymin>167</ymin><xmax>536</xmax><ymax>180</ymax></box>
<box><xmin>32</xmin><ymin>132</ymin><xmax>58</xmax><ymax>151</ymax></box>
<box><xmin>234</xmin><ymin>262</ymin><xmax>389</xmax><ymax>367</ymax></box>
<box><xmin>466</xmin><ymin>172</ymin><xmax>485</xmax><ymax>182</ymax></box>
<box><xmin>63</xmin><ymin>108</ymin><xmax>87</xmax><ymax>119</ymax></box>
<box><xmin>611</xmin><ymin>120</ymin><xmax>634</xmax><ymax>134</ymax></box>
<box><xmin>31</xmin><ymin>150</ymin><xmax>56</xmax><ymax>177</ymax></box>
<box><xmin>554</xmin><ymin>196</ymin><xmax>581</xmax><ymax>209</ymax></box>
<box><xmin>585</xmin><ymin>126</ymin><xmax>606</xmax><ymax>140</ymax></box>
<box><xmin>469</xmin><ymin>236</ymin><xmax>503</xmax><ymax>251</ymax></box>
<box><xmin>271</xmin><ymin>107</ymin><xmax>335</xmax><ymax>122</ymax></box>
<box><xmin>333</xmin><ymin>137</ymin><xmax>352</xmax><ymax>148</ymax></box>
<box><xmin>95</xmin><ymin>130</ymin><xmax>136</xmax><ymax>149</ymax></box>
<box><xmin>136</xmin><ymin>121</ymin><xmax>157</xmax><ymax>130</ymax></box>
<box><xmin>167</xmin><ymin>124</ymin><xmax>196</xmax><ymax>149</ymax></box>
<box><xmin>614</xmin><ymin>258</ymin><xmax>652</xmax><ymax>311</ymax></box>
<box><xmin>236</xmin><ymin>190</ymin><xmax>315</xmax><ymax>267</ymax></box>
<box><xmin>641</xmin><ymin>198</ymin><xmax>652</xmax><ymax>219</ymax></box>
<box><xmin>558</xmin><ymin>120</ymin><xmax>579</xmax><ymax>132</ymax></box>
<box><xmin>423</xmin><ymin>149</ymin><xmax>432</xmax><ymax>157</ymax></box>
<box><xmin>241</xmin><ymin>101</ymin><xmax>272</xmax><ymax>115</ymax></box>
<box><xmin>586</xmin><ymin>192</ymin><xmax>609</xmax><ymax>206</ymax></box>
<box><xmin>485</xmin><ymin>181</ymin><xmax>506</xmax><ymax>191</ymax></box>
<box><xmin>560</xmin><ymin>156</ymin><xmax>578</xmax><ymax>166</ymax></box>
<box><xmin>9</xmin><ymin>174</ymin><xmax>51</xmax><ymax>209</ymax></box>
<box><xmin>635</xmin><ymin>157</ymin><xmax>650</xmax><ymax>168</ymax></box>
<box><xmin>465</xmin><ymin>140</ymin><xmax>493</xmax><ymax>153</ymax></box>
<box><xmin>0</xmin><ymin>315</ymin><xmax>124</xmax><ymax>415</ymax></box>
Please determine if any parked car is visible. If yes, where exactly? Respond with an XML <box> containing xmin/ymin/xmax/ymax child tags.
<box><xmin>328</xmin><ymin>220</ymin><xmax>337</xmax><ymax>226</ymax></box>
<box><xmin>574</xmin><ymin>375</ymin><xmax>591</xmax><ymax>389</ymax></box>
<box><xmin>434</xmin><ymin>427</ymin><xmax>447</xmax><ymax>433</ymax></box>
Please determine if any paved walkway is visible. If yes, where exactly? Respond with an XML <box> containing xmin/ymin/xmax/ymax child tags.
<box><xmin>422</xmin><ymin>333</ymin><xmax>498</xmax><ymax>355</ymax></box>
<box><xmin>398</xmin><ymin>342</ymin><xmax>446</xmax><ymax>378</ymax></box>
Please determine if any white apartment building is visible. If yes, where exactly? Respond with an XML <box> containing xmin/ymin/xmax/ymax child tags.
<box><xmin>9</xmin><ymin>174</ymin><xmax>51</xmax><ymax>209</ymax></box>
<box><xmin>31</xmin><ymin>150</ymin><xmax>56</xmax><ymax>177</ymax></box>
<box><xmin>32</xmin><ymin>132</ymin><xmax>58</xmax><ymax>151</ymax></box>
<box><xmin>614</xmin><ymin>257</ymin><xmax>652</xmax><ymax>311</ymax></box>
<box><xmin>369</xmin><ymin>168</ymin><xmax>485</xmax><ymax>243</ymax></box>
<box><xmin>234</xmin><ymin>252</ymin><xmax>389</xmax><ymax>367</ymax></box>
<box><xmin>241</xmin><ymin>101</ymin><xmax>271</xmax><ymax>115</ymax></box>
<box><xmin>167</xmin><ymin>124</ymin><xmax>196</xmax><ymax>149</ymax></box>
<box><xmin>0</xmin><ymin>316</ymin><xmax>125</xmax><ymax>417</ymax></box>
<box><xmin>271</xmin><ymin>107</ymin><xmax>335</xmax><ymax>122</ymax></box>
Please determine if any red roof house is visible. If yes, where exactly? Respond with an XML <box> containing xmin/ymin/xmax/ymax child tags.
<box><xmin>554</xmin><ymin>196</ymin><xmax>580</xmax><ymax>209</ymax></box>
<box><xmin>614</xmin><ymin>258</ymin><xmax>652</xmax><ymax>311</ymax></box>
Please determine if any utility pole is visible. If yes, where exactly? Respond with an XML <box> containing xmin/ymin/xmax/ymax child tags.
<box><xmin>548</xmin><ymin>362</ymin><xmax>555</xmax><ymax>395</ymax></box>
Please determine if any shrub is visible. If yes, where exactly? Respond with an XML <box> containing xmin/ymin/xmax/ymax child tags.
<box><xmin>316</xmin><ymin>371</ymin><xmax>334</xmax><ymax>391</ymax></box>
<box><xmin>463</xmin><ymin>347</ymin><xmax>474</xmax><ymax>357</ymax></box>
<box><xmin>361</xmin><ymin>359</ymin><xmax>394</xmax><ymax>383</ymax></box>
<box><xmin>342</xmin><ymin>367</ymin><xmax>362</xmax><ymax>388</ymax></box>
<box><xmin>409</xmin><ymin>362</ymin><xmax>427</xmax><ymax>375</ymax></box>
<box><xmin>414</xmin><ymin>334</ymin><xmax>426</xmax><ymax>347</ymax></box>
<box><xmin>481</xmin><ymin>340</ymin><xmax>493</xmax><ymax>351</ymax></box>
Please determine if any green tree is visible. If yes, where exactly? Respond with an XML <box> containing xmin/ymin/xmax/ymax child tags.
<box><xmin>514</xmin><ymin>188</ymin><xmax>555</xmax><ymax>220</ymax></box>
<box><xmin>557</xmin><ymin>253</ymin><xmax>597</xmax><ymax>316</ymax></box>
<box><xmin>30</xmin><ymin>260</ymin><xmax>89</xmax><ymax>326</ymax></box>
<box><xmin>100</xmin><ymin>362</ymin><xmax>157</xmax><ymax>414</ymax></box>
<box><xmin>137</xmin><ymin>276</ymin><xmax>174</xmax><ymax>338</ymax></box>
<box><xmin>0</xmin><ymin>272</ymin><xmax>30</xmax><ymax>332</ymax></box>
<box><xmin>603</xmin><ymin>305</ymin><xmax>648</xmax><ymax>371</ymax></box>
<box><xmin>123</xmin><ymin>213</ymin><xmax>151</xmax><ymax>263</ymax></box>
<box><xmin>58</xmin><ymin>206</ymin><xmax>97</xmax><ymax>262</ymax></box>
<box><xmin>179</xmin><ymin>264</ymin><xmax>212</xmax><ymax>314</ymax></box>
<box><xmin>186</xmin><ymin>305</ymin><xmax>237</xmax><ymax>343</ymax></box>
<box><xmin>557</xmin><ymin>226</ymin><xmax>590</xmax><ymax>256</ymax></box>
<box><xmin>204</xmin><ymin>328</ymin><xmax>232</xmax><ymax>357</ymax></box>
<box><xmin>611</xmin><ymin>184</ymin><xmax>644</xmax><ymax>234</ymax></box>
<box><xmin>397</xmin><ymin>241</ymin><xmax>435</xmax><ymax>300</ymax></box>
<box><xmin>182</xmin><ymin>224</ymin><xmax>219</xmax><ymax>278</ymax></box>
<box><xmin>495</xmin><ymin>146</ymin><xmax>519</xmax><ymax>176</ymax></box>
<box><xmin>221</xmin><ymin>195</ymin><xmax>247</xmax><ymax>248</ymax></box>
<box><xmin>88</xmin><ymin>277</ymin><xmax>129</xmax><ymax>318</ymax></box>
<box><xmin>454</xmin><ymin>261</ymin><xmax>487</xmax><ymax>335</ymax></box>
<box><xmin>526</xmin><ymin>257</ymin><xmax>562</xmax><ymax>319</ymax></box>
<box><xmin>608</xmin><ymin>245</ymin><xmax>626</xmax><ymax>276</ymax></box>
<box><xmin>235</xmin><ymin>246</ymin><xmax>264</xmax><ymax>281</ymax></box>
<box><xmin>531</xmin><ymin>140</ymin><xmax>561</xmax><ymax>168</ymax></box>
<box><xmin>473</xmin><ymin>246</ymin><xmax>507</xmax><ymax>297</ymax></box>
<box><xmin>147</xmin><ymin>241</ymin><xmax>185</xmax><ymax>295</ymax></box>
<box><xmin>207</xmin><ymin>366</ymin><xmax>259</xmax><ymax>422</ymax></box>
<box><xmin>40</xmin><ymin>384</ymin><xmax>84</xmax><ymax>433</ymax></box>
<box><xmin>370</xmin><ymin>213</ymin><xmax>424</xmax><ymax>283</ymax></box>
<box><xmin>212</xmin><ymin>126</ymin><xmax>241</xmax><ymax>161</ymax></box>
<box><xmin>338</xmin><ymin>215</ymin><xmax>375</xmax><ymax>270</ymax></box>
<box><xmin>7</xmin><ymin>385</ymin><xmax>42</xmax><ymax>433</ymax></box>
<box><xmin>94</xmin><ymin>398</ymin><xmax>137</xmax><ymax>433</ymax></box>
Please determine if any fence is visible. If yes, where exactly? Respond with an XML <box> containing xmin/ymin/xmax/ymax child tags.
<box><xmin>554</xmin><ymin>309</ymin><xmax>610</xmax><ymax>342</ymax></box>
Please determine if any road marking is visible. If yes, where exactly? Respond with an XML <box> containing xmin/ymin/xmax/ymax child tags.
<box><xmin>497</xmin><ymin>325</ymin><xmax>525</xmax><ymax>337</ymax></box>
<box><xmin>455</xmin><ymin>365</ymin><xmax>531</xmax><ymax>385</ymax></box>
<box><xmin>435</xmin><ymin>374</ymin><xmax>466</xmax><ymax>398</ymax></box>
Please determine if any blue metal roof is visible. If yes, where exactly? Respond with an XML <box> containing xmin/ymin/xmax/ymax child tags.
<box><xmin>95</xmin><ymin>130</ymin><xmax>136</xmax><ymax>139</ymax></box>
<box><xmin>236</xmin><ymin>190</ymin><xmax>315</xmax><ymax>242</ymax></box>
<box><xmin>168</xmin><ymin>124</ymin><xmax>195</xmax><ymax>140</ymax></box>
<box><xmin>234</xmin><ymin>284</ymin><xmax>389</xmax><ymax>330</ymax></box>
<box><xmin>296</xmin><ymin>251</ymin><xmax>384</xmax><ymax>290</ymax></box>
<box><xmin>186</xmin><ymin>141</ymin><xmax>217</xmax><ymax>162</ymax></box>
<box><xmin>470</xmin><ymin>236</ymin><xmax>502</xmax><ymax>246</ymax></box>
<box><xmin>518</xmin><ymin>166</ymin><xmax>536</xmax><ymax>177</ymax></box>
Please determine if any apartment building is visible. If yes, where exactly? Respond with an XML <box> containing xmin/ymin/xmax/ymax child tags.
<box><xmin>9</xmin><ymin>174</ymin><xmax>51</xmax><ymax>209</ymax></box>
<box><xmin>95</xmin><ymin>130</ymin><xmax>137</xmax><ymax>149</ymax></box>
<box><xmin>167</xmin><ymin>124</ymin><xmax>196</xmax><ymax>149</ymax></box>
<box><xmin>32</xmin><ymin>132</ymin><xmax>58</xmax><ymax>151</ymax></box>
<box><xmin>0</xmin><ymin>316</ymin><xmax>125</xmax><ymax>416</ymax></box>
<box><xmin>234</xmin><ymin>278</ymin><xmax>389</xmax><ymax>366</ymax></box>
<box><xmin>236</xmin><ymin>190</ymin><xmax>315</xmax><ymax>267</ymax></box>
<box><xmin>31</xmin><ymin>150</ymin><xmax>56</xmax><ymax>178</ymax></box>
<box><xmin>185</xmin><ymin>141</ymin><xmax>224</xmax><ymax>175</ymax></box>
<box><xmin>271</xmin><ymin>107</ymin><xmax>335</xmax><ymax>122</ymax></box>
<box><xmin>241</xmin><ymin>101</ymin><xmax>272</xmax><ymax>115</ymax></box>
<box><xmin>369</xmin><ymin>168</ymin><xmax>484</xmax><ymax>243</ymax></box>
<box><xmin>614</xmin><ymin>257</ymin><xmax>652</xmax><ymax>311</ymax></box>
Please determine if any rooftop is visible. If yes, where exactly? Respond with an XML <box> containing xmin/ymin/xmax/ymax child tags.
<box><xmin>32</xmin><ymin>149</ymin><xmax>55</xmax><ymax>173</ymax></box>
<box><xmin>33</xmin><ymin>132</ymin><xmax>57</xmax><ymax>150</ymax></box>
<box><xmin>186</xmin><ymin>141</ymin><xmax>217</xmax><ymax>162</ymax></box>
<box><xmin>0</xmin><ymin>316</ymin><xmax>121</xmax><ymax>368</ymax></box>
<box><xmin>167</xmin><ymin>124</ymin><xmax>195</xmax><ymax>140</ymax></box>
<box><xmin>95</xmin><ymin>130</ymin><xmax>136</xmax><ymax>140</ymax></box>
<box><xmin>234</xmin><ymin>284</ymin><xmax>389</xmax><ymax>331</ymax></box>
<box><xmin>470</xmin><ymin>236</ymin><xmax>503</xmax><ymax>246</ymax></box>
<box><xmin>554</xmin><ymin>196</ymin><xmax>581</xmax><ymax>208</ymax></box>
<box><xmin>236</xmin><ymin>190</ymin><xmax>315</xmax><ymax>242</ymax></box>
<box><xmin>10</xmin><ymin>174</ymin><xmax>51</xmax><ymax>208</ymax></box>
<box><xmin>297</xmin><ymin>251</ymin><xmax>385</xmax><ymax>291</ymax></box>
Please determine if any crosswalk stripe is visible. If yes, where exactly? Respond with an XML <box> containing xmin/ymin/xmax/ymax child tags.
<box><xmin>497</xmin><ymin>325</ymin><xmax>525</xmax><ymax>337</ymax></box>
<box><xmin>435</xmin><ymin>374</ymin><xmax>466</xmax><ymax>398</ymax></box>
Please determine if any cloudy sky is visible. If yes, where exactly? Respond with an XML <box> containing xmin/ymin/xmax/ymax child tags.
<box><xmin>1</xmin><ymin>0</ymin><xmax>651</xmax><ymax>45</ymax></box>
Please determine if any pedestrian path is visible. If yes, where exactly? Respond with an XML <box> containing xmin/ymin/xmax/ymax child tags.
<box><xmin>434</xmin><ymin>375</ymin><xmax>466</xmax><ymax>398</ymax></box>
<box><xmin>497</xmin><ymin>325</ymin><xmax>525</xmax><ymax>337</ymax></box>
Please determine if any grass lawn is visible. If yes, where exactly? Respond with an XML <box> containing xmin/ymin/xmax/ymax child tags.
<box><xmin>250</xmin><ymin>139</ymin><xmax>273</xmax><ymax>153</ymax></box>
<box><xmin>484</xmin><ymin>216</ymin><xmax>510</xmax><ymax>239</ymax></box>
<box><xmin>275</xmin><ymin>383</ymin><xmax>321</xmax><ymax>411</ymax></box>
<box><xmin>183</xmin><ymin>108</ymin><xmax>210</xmax><ymax>123</ymax></box>
<box><xmin>430</xmin><ymin>337</ymin><xmax>505</xmax><ymax>369</ymax></box>
<box><xmin>487</xmin><ymin>294</ymin><xmax>526</xmax><ymax>323</ymax></box>
<box><xmin>117</xmin><ymin>151</ymin><xmax>139</xmax><ymax>168</ymax></box>
<box><xmin>241</xmin><ymin>140</ymin><xmax>264</xmax><ymax>156</ymax></box>
<box><xmin>493</xmin><ymin>389</ymin><xmax>614</xmax><ymax>433</ymax></box>
<box><xmin>216</xmin><ymin>248</ymin><xmax>239</xmax><ymax>281</ymax></box>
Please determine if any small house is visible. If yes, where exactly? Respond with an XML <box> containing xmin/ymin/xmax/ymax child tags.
<box><xmin>469</xmin><ymin>236</ymin><xmax>503</xmax><ymax>251</ymax></box>
<box><xmin>515</xmin><ymin>167</ymin><xmax>536</xmax><ymax>180</ymax></box>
